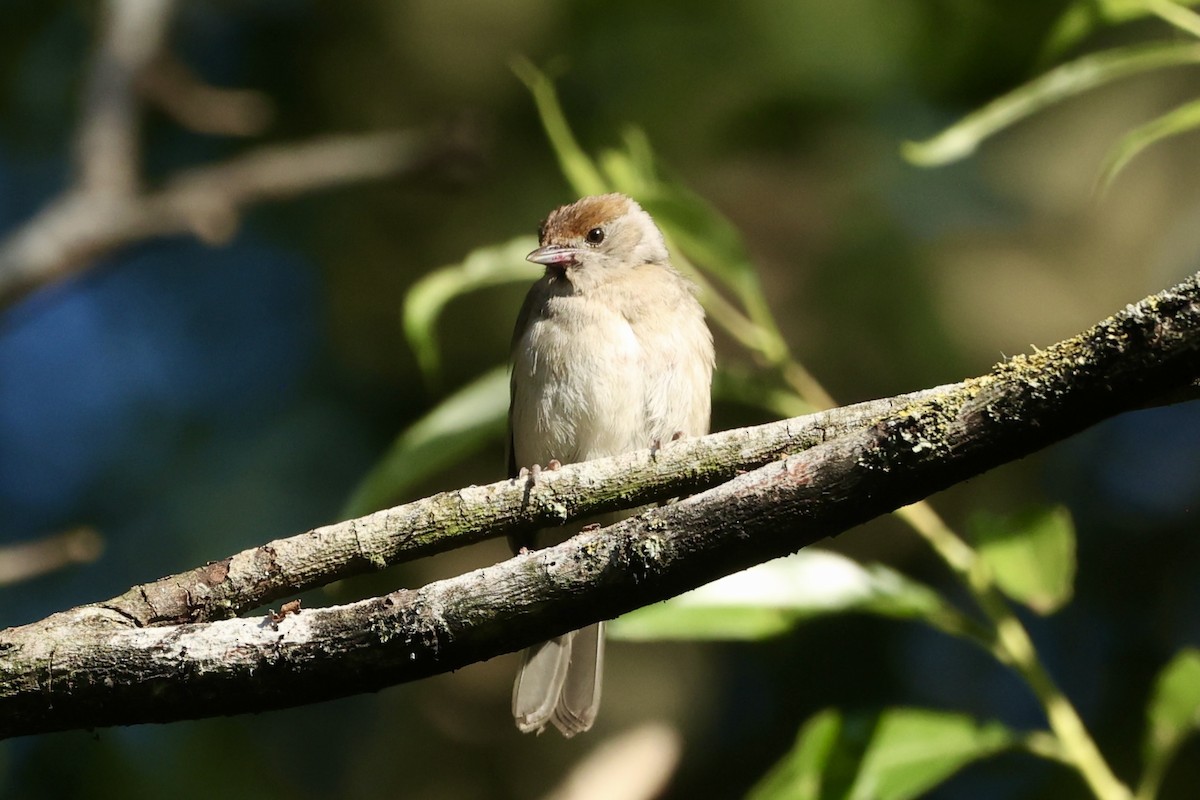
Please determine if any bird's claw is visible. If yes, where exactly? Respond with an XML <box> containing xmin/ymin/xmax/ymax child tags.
<box><xmin>517</xmin><ymin>460</ymin><xmax>562</xmax><ymax>484</ymax></box>
<box><xmin>650</xmin><ymin>432</ymin><xmax>686</xmax><ymax>458</ymax></box>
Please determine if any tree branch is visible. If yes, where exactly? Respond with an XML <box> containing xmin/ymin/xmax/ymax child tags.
<box><xmin>0</xmin><ymin>1</ymin><xmax>477</xmax><ymax>307</ymax></box>
<box><xmin>0</xmin><ymin>527</ymin><xmax>104</xmax><ymax>588</ymax></box>
<box><xmin>102</xmin><ymin>386</ymin><xmax>948</xmax><ymax>629</ymax></box>
<box><xmin>1</xmin><ymin>271</ymin><xmax>1198</xmax><ymax>739</ymax></box>
<box><xmin>75</xmin><ymin>0</ymin><xmax>175</xmax><ymax>196</ymax></box>
<box><xmin>0</xmin><ymin>130</ymin><xmax>448</xmax><ymax>306</ymax></box>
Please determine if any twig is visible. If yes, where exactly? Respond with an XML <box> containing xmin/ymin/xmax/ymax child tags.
<box><xmin>136</xmin><ymin>52</ymin><xmax>273</xmax><ymax>137</ymax></box>
<box><xmin>76</xmin><ymin>0</ymin><xmax>175</xmax><ymax>196</ymax></box>
<box><xmin>0</xmin><ymin>130</ymin><xmax>438</xmax><ymax>306</ymax></box>
<box><xmin>0</xmin><ymin>527</ymin><xmax>104</xmax><ymax>587</ymax></box>
<box><xmin>0</xmin><ymin>0</ymin><xmax>472</xmax><ymax>307</ymax></box>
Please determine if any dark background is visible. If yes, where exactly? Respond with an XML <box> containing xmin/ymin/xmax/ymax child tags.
<box><xmin>2</xmin><ymin>2</ymin><xmax>1199</xmax><ymax>798</ymax></box>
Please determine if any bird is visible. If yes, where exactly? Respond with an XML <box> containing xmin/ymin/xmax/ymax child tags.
<box><xmin>508</xmin><ymin>193</ymin><xmax>714</xmax><ymax>736</ymax></box>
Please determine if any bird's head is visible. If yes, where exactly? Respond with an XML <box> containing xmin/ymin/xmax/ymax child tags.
<box><xmin>527</xmin><ymin>194</ymin><xmax>669</xmax><ymax>286</ymax></box>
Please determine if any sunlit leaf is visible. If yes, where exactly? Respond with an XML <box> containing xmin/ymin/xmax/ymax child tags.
<box><xmin>748</xmin><ymin>708</ymin><xmax>1017</xmax><ymax>800</ymax></box>
<box><xmin>598</xmin><ymin>129</ymin><xmax>658</xmax><ymax>197</ymax></box>
<box><xmin>512</xmin><ymin>57</ymin><xmax>609</xmax><ymax>197</ymax></box>
<box><xmin>970</xmin><ymin>506</ymin><xmax>1076</xmax><ymax>614</ymax></box>
<box><xmin>1099</xmin><ymin>96</ymin><xmax>1200</xmax><ymax>190</ymax></box>
<box><xmin>1042</xmin><ymin>0</ymin><xmax>1200</xmax><ymax>60</ymax></box>
<box><xmin>608</xmin><ymin>550</ymin><xmax>952</xmax><ymax>641</ymax></box>
<box><xmin>1146</xmin><ymin>0</ymin><xmax>1200</xmax><ymax>38</ymax></box>
<box><xmin>638</xmin><ymin>184</ymin><xmax>762</xmax><ymax>297</ymax></box>
<box><xmin>746</xmin><ymin>710</ymin><xmax>845</xmax><ymax>800</ymax></box>
<box><xmin>849</xmin><ymin>709</ymin><xmax>1017</xmax><ymax>800</ymax></box>
<box><xmin>341</xmin><ymin>367</ymin><xmax>509</xmax><ymax>518</ymax></box>
<box><xmin>903</xmin><ymin>42</ymin><xmax>1200</xmax><ymax>167</ymax></box>
<box><xmin>403</xmin><ymin>237</ymin><xmax>539</xmax><ymax>385</ymax></box>
<box><xmin>1138</xmin><ymin>649</ymin><xmax>1200</xmax><ymax>798</ymax></box>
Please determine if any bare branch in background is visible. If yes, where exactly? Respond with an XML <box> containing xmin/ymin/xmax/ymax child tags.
<box><xmin>0</xmin><ymin>270</ymin><xmax>1197</xmax><ymax>739</ymax></box>
<box><xmin>0</xmin><ymin>527</ymin><xmax>104</xmax><ymax>588</ymax></box>
<box><xmin>0</xmin><ymin>0</ymin><xmax>473</xmax><ymax>307</ymax></box>
<box><xmin>76</xmin><ymin>0</ymin><xmax>175</xmax><ymax>196</ymax></box>
<box><xmin>137</xmin><ymin>52</ymin><xmax>274</xmax><ymax>137</ymax></box>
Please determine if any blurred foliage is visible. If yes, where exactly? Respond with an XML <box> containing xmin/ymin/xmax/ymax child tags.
<box><xmin>609</xmin><ymin>551</ymin><xmax>960</xmax><ymax>642</ymax></box>
<box><xmin>1138</xmin><ymin>650</ymin><xmax>1200</xmax><ymax>799</ymax></box>
<box><xmin>970</xmin><ymin>506</ymin><xmax>1077</xmax><ymax>615</ymax></box>
<box><xmin>907</xmin><ymin>1</ymin><xmax>1200</xmax><ymax>190</ymax></box>
<box><xmin>3</xmin><ymin>2</ymin><xmax>1200</xmax><ymax>800</ymax></box>
<box><xmin>747</xmin><ymin>708</ymin><xmax>1022</xmax><ymax>800</ymax></box>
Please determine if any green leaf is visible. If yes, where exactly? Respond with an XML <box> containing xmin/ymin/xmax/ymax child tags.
<box><xmin>403</xmin><ymin>236</ymin><xmax>539</xmax><ymax>387</ymax></box>
<box><xmin>1138</xmin><ymin>649</ymin><xmax>1200</xmax><ymax>798</ymax></box>
<box><xmin>748</xmin><ymin>709</ymin><xmax>1017</xmax><ymax>800</ymax></box>
<box><xmin>1099</xmin><ymin>96</ymin><xmax>1200</xmax><ymax>191</ymax></box>
<box><xmin>608</xmin><ymin>550</ymin><xmax>952</xmax><ymax>641</ymax></box>
<box><xmin>746</xmin><ymin>710</ymin><xmax>845</xmax><ymax>800</ymax></box>
<box><xmin>903</xmin><ymin>42</ymin><xmax>1200</xmax><ymax>167</ymax></box>
<box><xmin>512</xmin><ymin>58</ymin><xmax>609</xmax><ymax>197</ymax></box>
<box><xmin>970</xmin><ymin>506</ymin><xmax>1076</xmax><ymax>614</ymax></box>
<box><xmin>638</xmin><ymin>184</ymin><xmax>761</xmax><ymax>298</ymax></box>
<box><xmin>637</xmin><ymin>182</ymin><xmax>793</xmax><ymax>364</ymax></box>
<box><xmin>1043</xmin><ymin>0</ymin><xmax>1200</xmax><ymax>59</ymax></box>
<box><xmin>713</xmin><ymin>365</ymin><xmax>814</xmax><ymax>419</ymax></box>
<box><xmin>848</xmin><ymin>709</ymin><xmax>1017</xmax><ymax>800</ymax></box>
<box><xmin>1146</xmin><ymin>0</ymin><xmax>1200</xmax><ymax>37</ymax></box>
<box><xmin>341</xmin><ymin>367</ymin><xmax>509</xmax><ymax>518</ymax></box>
<box><xmin>598</xmin><ymin>128</ymin><xmax>658</xmax><ymax>197</ymax></box>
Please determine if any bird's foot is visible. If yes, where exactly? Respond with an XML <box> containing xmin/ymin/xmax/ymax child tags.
<box><xmin>650</xmin><ymin>431</ymin><xmax>687</xmax><ymax>458</ymax></box>
<box><xmin>518</xmin><ymin>459</ymin><xmax>562</xmax><ymax>483</ymax></box>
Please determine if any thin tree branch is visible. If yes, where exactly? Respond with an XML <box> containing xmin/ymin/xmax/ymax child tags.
<box><xmin>0</xmin><ymin>527</ymin><xmax>104</xmax><ymax>587</ymax></box>
<box><xmin>136</xmin><ymin>52</ymin><xmax>274</xmax><ymax>137</ymax></box>
<box><xmin>99</xmin><ymin>385</ymin><xmax>949</xmax><ymax>628</ymax></box>
<box><xmin>76</xmin><ymin>0</ymin><xmax>175</xmax><ymax>196</ymax></box>
<box><xmin>1</xmin><ymin>271</ymin><xmax>1198</xmax><ymax>739</ymax></box>
<box><xmin>0</xmin><ymin>2</ymin><xmax>477</xmax><ymax>307</ymax></box>
<box><xmin>0</xmin><ymin>130</ymin><xmax>447</xmax><ymax>306</ymax></box>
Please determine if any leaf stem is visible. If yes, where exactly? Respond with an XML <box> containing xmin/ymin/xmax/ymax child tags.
<box><xmin>896</xmin><ymin>502</ymin><xmax>1132</xmax><ymax>800</ymax></box>
<box><xmin>1145</xmin><ymin>0</ymin><xmax>1200</xmax><ymax>39</ymax></box>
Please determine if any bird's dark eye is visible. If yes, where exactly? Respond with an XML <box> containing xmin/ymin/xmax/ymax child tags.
<box><xmin>536</xmin><ymin>223</ymin><xmax>547</xmax><ymax>243</ymax></box>
<box><xmin>585</xmin><ymin>227</ymin><xmax>605</xmax><ymax>245</ymax></box>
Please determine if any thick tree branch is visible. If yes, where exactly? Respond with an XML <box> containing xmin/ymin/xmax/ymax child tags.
<box><xmin>95</xmin><ymin>384</ymin><xmax>946</xmax><ymax>629</ymax></box>
<box><xmin>1</xmin><ymin>271</ymin><xmax>1198</xmax><ymax>739</ymax></box>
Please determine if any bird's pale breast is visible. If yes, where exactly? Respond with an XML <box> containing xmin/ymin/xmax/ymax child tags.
<box><xmin>510</xmin><ymin>269</ymin><xmax>712</xmax><ymax>469</ymax></box>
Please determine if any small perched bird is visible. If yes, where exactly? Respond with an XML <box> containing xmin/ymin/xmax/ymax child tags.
<box><xmin>508</xmin><ymin>193</ymin><xmax>714</xmax><ymax>736</ymax></box>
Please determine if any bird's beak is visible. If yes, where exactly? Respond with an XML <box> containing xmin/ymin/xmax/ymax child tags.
<box><xmin>526</xmin><ymin>244</ymin><xmax>580</xmax><ymax>268</ymax></box>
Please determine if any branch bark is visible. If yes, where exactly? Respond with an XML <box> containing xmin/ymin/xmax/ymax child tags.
<box><xmin>1</xmin><ymin>271</ymin><xmax>1198</xmax><ymax>739</ymax></box>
